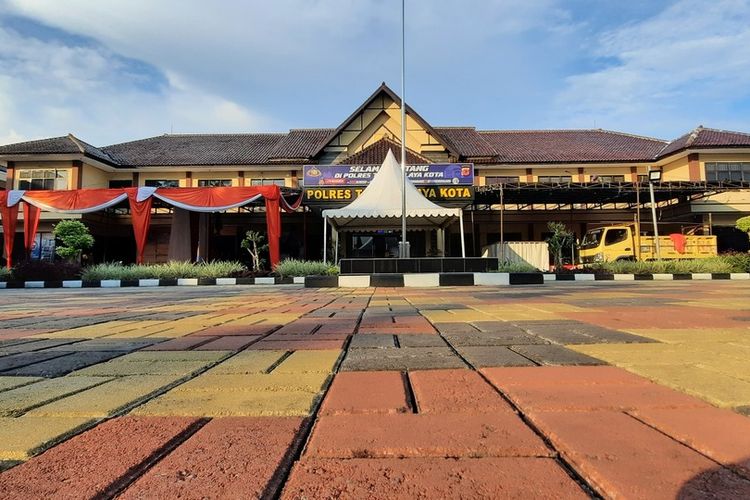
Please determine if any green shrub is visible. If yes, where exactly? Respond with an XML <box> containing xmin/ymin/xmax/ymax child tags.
<box><xmin>81</xmin><ymin>261</ymin><xmax>246</xmax><ymax>281</ymax></box>
<box><xmin>13</xmin><ymin>261</ymin><xmax>81</xmax><ymax>281</ymax></box>
<box><xmin>736</xmin><ymin>216</ymin><xmax>750</xmax><ymax>234</ymax></box>
<box><xmin>0</xmin><ymin>267</ymin><xmax>12</xmax><ymax>281</ymax></box>
<box><xmin>53</xmin><ymin>220</ymin><xmax>94</xmax><ymax>261</ymax></box>
<box><xmin>494</xmin><ymin>261</ymin><xmax>539</xmax><ymax>273</ymax></box>
<box><xmin>721</xmin><ymin>252</ymin><xmax>750</xmax><ymax>273</ymax></box>
<box><xmin>273</xmin><ymin>259</ymin><xmax>339</xmax><ymax>278</ymax></box>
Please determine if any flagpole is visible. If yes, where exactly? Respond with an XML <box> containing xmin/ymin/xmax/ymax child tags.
<box><xmin>400</xmin><ymin>0</ymin><xmax>408</xmax><ymax>257</ymax></box>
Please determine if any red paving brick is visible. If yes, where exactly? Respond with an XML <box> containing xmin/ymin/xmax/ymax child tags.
<box><xmin>408</xmin><ymin>369</ymin><xmax>514</xmax><ymax>414</ymax></box>
<box><xmin>249</xmin><ymin>339</ymin><xmax>346</xmax><ymax>350</ymax></box>
<box><xmin>320</xmin><ymin>371</ymin><xmax>410</xmax><ymax>415</ymax></box>
<box><xmin>119</xmin><ymin>417</ymin><xmax>303</xmax><ymax>499</ymax></box>
<box><xmin>629</xmin><ymin>407</ymin><xmax>750</xmax><ymax>477</ymax></box>
<box><xmin>0</xmin><ymin>416</ymin><xmax>200</xmax><ymax>499</ymax></box>
<box><xmin>192</xmin><ymin>324</ymin><xmax>280</xmax><ymax>336</ymax></box>
<box><xmin>306</xmin><ymin>413</ymin><xmax>551</xmax><ymax>458</ymax></box>
<box><xmin>482</xmin><ymin>366</ymin><xmax>653</xmax><ymax>387</ymax></box>
<box><xmin>282</xmin><ymin>458</ymin><xmax>587</xmax><ymax>499</ymax></box>
<box><xmin>499</xmin><ymin>382</ymin><xmax>709</xmax><ymax>412</ymax></box>
<box><xmin>526</xmin><ymin>410</ymin><xmax>750</xmax><ymax>499</ymax></box>
<box><xmin>192</xmin><ymin>335</ymin><xmax>260</xmax><ymax>351</ymax></box>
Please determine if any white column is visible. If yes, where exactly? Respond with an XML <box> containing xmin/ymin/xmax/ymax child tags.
<box><xmin>334</xmin><ymin>227</ymin><xmax>339</xmax><ymax>263</ymax></box>
<box><xmin>459</xmin><ymin>212</ymin><xmax>466</xmax><ymax>258</ymax></box>
<box><xmin>323</xmin><ymin>215</ymin><xmax>328</xmax><ymax>263</ymax></box>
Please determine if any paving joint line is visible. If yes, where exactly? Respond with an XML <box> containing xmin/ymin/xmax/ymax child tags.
<box><xmin>402</xmin><ymin>371</ymin><xmax>420</xmax><ymax>414</ymax></box>
<box><xmin>266</xmin><ymin>289</ymin><xmax>374</xmax><ymax>500</ymax></box>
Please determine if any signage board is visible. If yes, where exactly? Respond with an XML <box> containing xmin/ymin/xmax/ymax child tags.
<box><xmin>304</xmin><ymin>186</ymin><xmax>474</xmax><ymax>204</ymax></box>
<box><xmin>303</xmin><ymin>164</ymin><xmax>474</xmax><ymax>187</ymax></box>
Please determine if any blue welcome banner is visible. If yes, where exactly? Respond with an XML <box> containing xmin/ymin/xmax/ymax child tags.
<box><xmin>303</xmin><ymin>164</ymin><xmax>474</xmax><ymax>186</ymax></box>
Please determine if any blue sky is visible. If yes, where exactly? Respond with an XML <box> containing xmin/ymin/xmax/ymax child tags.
<box><xmin>0</xmin><ymin>0</ymin><xmax>749</xmax><ymax>146</ymax></box>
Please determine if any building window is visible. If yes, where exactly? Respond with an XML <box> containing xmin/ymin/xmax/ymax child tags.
<box><xmin>705</xmin><ymin>162</ymin><xmax>750</xmax><ymax>182</ymax></box>
<box><xmin>197</xmin><ymin>179</ymin><xmax>232</xmax><ymax>187</ymax></box>
<box><xmin>16</xmin><ymin>169</ymin><xmax>69</xmax><ymax>190</ymax></box>
<box><xmin>537</xmin><ymin>175</ymin><xmax>572</xmax><ymax>184</ymax></box>
<box><xmin>108</xmin><ymin>180</ymin><xmax>133</xmax><ymax>188</ymax></box>
<box><xmin>250</xmin><ymin>179</ymin><xmax>285</xmax><ymax>186</ymax></box>
<box><xmin>590</xmin><ymin>175</ymin><xmax>625</xmax><ymax>183</ymax></box>
<box><xmin>637</xmin><ymin>174</ymin><xmax>649</xmax><ymax>183</ymax></box>
<box><xmin>144</xmin><ymin>179</ymin><xmax>179</xmax><ymax>188</ymax></box>
<box><xmin>485</xmin><ymin>176</ymin><xmax>519</xmax><ymax>185</ymax></box>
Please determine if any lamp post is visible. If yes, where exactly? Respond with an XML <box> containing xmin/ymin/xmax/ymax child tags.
<box><xmin>648</xmin><ymin>168</ymin><xmax>662</xmax><ymax>259</ymax></box>
<box><xmin>399</xmin><ymin>0</ymin><xmax>409</xmax><ymax>258</ymax></box>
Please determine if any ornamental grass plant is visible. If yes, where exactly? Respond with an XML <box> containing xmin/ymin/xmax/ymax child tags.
<box><xmin>588</xmin><ymin>256</ymin><xmax>739</xmax><ymax>275</ymax></box>
<box><xmin>272</xmin><ymin>259</ymin><xmax>339</xmax><ymax>278</ymax></box>
<box><xmin>81</xmin><ymin>261</ymin><xmax>246</xmax><ymax>281</ymax></box>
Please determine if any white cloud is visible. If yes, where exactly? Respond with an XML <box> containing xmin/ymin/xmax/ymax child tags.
<box><xmin>554</xmin><ymin>0</ymin><xmax>750</xmax><ymax>137</ymax></box>
<box><xmin>0</xmin><ymin>19</ymin><xmax>270</xmax><ymax>146</ymax></box>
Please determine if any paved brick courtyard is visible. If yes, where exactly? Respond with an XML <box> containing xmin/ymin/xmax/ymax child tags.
<box><xmin>0</xmin><ymin>282</ymin><xmax>749</xmax><ymax>498</ymax></box>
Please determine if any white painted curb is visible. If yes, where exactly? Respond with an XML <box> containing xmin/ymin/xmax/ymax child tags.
<box><xmin>254</xmin><ymin>277</ymin><xmax>275</xmax><ymax>285</ymax></box>
<box><xmin>692</xmin><ymin>273</ymin><xmax>712</xmax><ymax>280</ymax></box>
<box><xmin>216</xmin><ymin>278</ymin><xmax>237</xmax><ymax>285</ymax></box>
<box><xmin>177</xmin><ymin>278</ymin><xmax>198</xmax><ymax>286</ymax></box>
<box><xmin>138</xmin><ymin>279</ymin><xmax>160</xmax><ymax>287</ymax></box>
<box><xmin>100</xmin><ymin>280</ymin><xmax>121</xmax><ymax>288</ymax></box>
<box><xmin>474</xmin><ymin>273</ymin><xmax>510</xmax><ymax>286</ymax></box>
<box><xmin>613</xmin><ymin>274</ymin><xmax>635</xmax><ymax>281</ymax></box>
<box><xmin>338</xmin><ymin>275</ymin><xmax>371</xmax><ymax>288</ymax></box>
<box><xmin>574</xmin><ymin>274</ymin><xmax>595</xmax><ymax>281</ymax></box>
<box><xmin>403</xmin><ymin>273</ymin><xmax>440</xmax><ymax>287</ymax></box>
<box><xmin>652</xmin><ymin>274</ymin><xmax>673</xmax><ymax>281</ymax></box>
<box><xmin>62</xmin><ymin>280</ymin><xmax>82</xmax><ymax>288</ymax></box>
<box><xmin>730</xmin><ymin>273</ymin><xmax>750</xmax><ymax>280</ymax></box>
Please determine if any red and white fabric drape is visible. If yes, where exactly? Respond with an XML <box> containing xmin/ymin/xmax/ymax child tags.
<box><xmin>0</xmin><ymin>185</ymin><xmax>284</xmax><ymax>268</ymax></box>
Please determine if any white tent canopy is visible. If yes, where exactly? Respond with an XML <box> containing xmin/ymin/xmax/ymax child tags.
<box><xmin>322</xmin><ymin>149</ymin><xmax>464</xmax><ymax>260</ymax></box>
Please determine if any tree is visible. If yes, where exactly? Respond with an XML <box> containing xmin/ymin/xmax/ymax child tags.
<box><xmin>546</xmin><ymin>221</ymin><xmax>574</xmax><ymax>270</ymax></box>
<box><xmin>53</xmin><ymin>220</ymin><xmax>94</xmax><ymax>262</ymax></box>
<box><xmin>240</xmin><ymin>230</ymin><xmax>268</xmax><ymax>272</ymax></box>
<box><xmin>737</xmin><ymin>216</ymin><xmax>750</xmax><ymax>235</ymax></box>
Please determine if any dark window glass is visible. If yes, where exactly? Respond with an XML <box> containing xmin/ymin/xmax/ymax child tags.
<box><xmin>108</xmin><ymin>180</ymin><xmax>133</xmax><ymax>188</ymax></box>
<box><xmin>250</xmin><ymin>179</ymin><xmax>285</xmax><ymax>186</ymax></box>
<box><xmin>538</xmin><ymin>175</ymin><xmax>572</xmax><ymax>184</ymax></box>
<box><xmin>16</xmin><ymin>169</ymin><xmax>68</xmax><ymax>190</ymax></box>
<box><xmin>144</xmin><ymin>179</ymin><xmax>179</xmax><ymax>188</ymax></box>
<box><xmin>485</xmin><ymin>176</ymin><xmax>519</xmax><ymax>185</ymax></box>
<box><xmin>197</xmin><ymin>179</ymin><xmax>232</xmax><ymax>187</ymax></box>
<box><xmin>591</xmin><ymin>175</ymin><xmax>625</xmax><ymax>183</ymax></box>
<box><xmin>706</xmin><ymin>162</ymin><xmax>750</xmax><ymax>182</ymax></box>
<box><xmin>604</xmin><ymin>229</ymin><xmax>629</xmax><ymax>246</ymax></box>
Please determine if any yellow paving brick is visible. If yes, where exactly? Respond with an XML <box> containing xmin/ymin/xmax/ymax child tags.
<box><xmin>209</xmin><ymin>350</ymin><xmax>286</xmax><ymax>374</ymax></box>
<box><xmin>626</xmin><ymin>328</ymin><xmax>750</xmax><ymax>344</ymax></box>
<box><xmin>97</xmin><ymin>321</ymin><xmax>176</xmax><ymax>338</ymax></box>
<box><xmin>130</xmin><ymin>390</ymin><xmax>317</xmax><ymax>417</ymax></box>
<box><xmin>274</xmin><ymin>350</ymin><xmax>341</xmax><ymax>374</ymax></box>
<box><xmin>26</xmin><ymin>375</ymin><xmax>182</xmax><ymax>417</ymax></box>
<box><xmin>0</xmin><ymin>377</ymin><xmax>111</xmax><ymax>416</ymax></box>
<box><xmin>0</xmin><ymin>416</ymin><xmax>95</xmax><ymax>460</ymax></box>
<box><xmin>31</xmin><ymin>321</ymin><xmax>142</xmax><ymax>339</ymax></box>
<box><xmin>570</xmin><ymin>343</ymin><xmax>708</xmax><ymax>366</ymax></box>
<box><xmin>0</xmin><ymin>376</ymin><xmax>43</xmax><ymax>392</ymax></box>
<box><xmin>624</xmin><ymin>364</ymin><xmax>750</xmax><ymax>408</ymax></box>
<box><xmin>119</xmin><ymin>351</ymin><xmax>229</xmax><ymax>363</ymax></box>
<box><xmin>72</xmin><ymin>359</ymin><xmax>211</xmax><ymax>377</ymax></box>
<box><xmin>697</xmin><ymin>358</ymin><xmax>750</xmax><ymax>383</ymax></box>
<box><xmin>173</xmin><ymin>372</ymin><xmax>329</xmax><ymax>393</ymax></box>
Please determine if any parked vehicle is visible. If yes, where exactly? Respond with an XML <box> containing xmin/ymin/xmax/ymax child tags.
<box><xmin>578</xmin><ymin>224</ymin><xmax>717</xmax><ymax>263</ymax></box>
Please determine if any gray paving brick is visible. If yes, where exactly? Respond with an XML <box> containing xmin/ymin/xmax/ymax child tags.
<box><xmin>0</xmin><ymin>339</ymin><xmax>83</xmax><ymax>355</ymax></box>
<box><xmin>348</xmin><ymin>335</ymin><xmax>396</xmax><ymax>349</ymax></box>
<box><xmin>454</xmin><ymin>346</ymin><xmax>536</xmax><ymax>368</ymax></box>
<box><xmin>396</xmin><ymin>335</ymin><xmax>448</xmax><ymax>348</ymax></box>
<box><xmin>3</xmin><ymin>351</ymin><xmax>126</xmax><ymax>377</ymax></box>
<box><xmin>340</xmin><ymin>347</ymin><xmax>466</xmax><ymax>371</ymax></box>
<box><xmin>433</xmin><ymin>323</ymin><xmax>479</xmax><ymax>335</ymax></box>
<box><xmin>471</xmin><ymin>321</ymin><xmax>528</xmax><ymax>334</ymax></box>
<box><xmin>443</xmin><ymin>332</ymin><xmax>546</xmax><ymax>347</ymax></box>
<box><xmin>509</xmin><ymin>344</ymin><xmax>605</xmax><ymax>366</ymax></box>
<box><xmin>0</xmin><ymin>352</ymin><xmax>73</xmax><ymax>373</ymax></box>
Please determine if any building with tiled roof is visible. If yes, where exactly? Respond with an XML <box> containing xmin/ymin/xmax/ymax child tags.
<box><xmin>1</xmin><ymin>83</ymin><xmax>749</xmax><ymax>263</ymax></box>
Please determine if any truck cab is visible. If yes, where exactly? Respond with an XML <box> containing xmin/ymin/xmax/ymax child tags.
<box><xmin>579</xmin><ymin>226</ymin><xmax>635</xmax><ymax>264</ymax></box>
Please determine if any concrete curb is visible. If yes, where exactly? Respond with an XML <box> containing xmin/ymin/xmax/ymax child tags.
<box><xmin>0</xmin><ymin>272</ymin><xmax>747</xmax><ymax>289</ymax></box>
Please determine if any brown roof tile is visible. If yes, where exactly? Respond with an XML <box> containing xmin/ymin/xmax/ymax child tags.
<box><xmin>433</xmin><ymin>127</ymin><xmax>497</xmax><ymax>158</ymax></box>
<box><xmin>102</xmin><ymin>133</ymin><xmax>286</xmax><ymax>166</ymax></box>
<box><xmin>478</xmin><ymin>129</ymin><xmax>666</xmax><ymax>163</ymax></box>
<box><xmin>269</xmin><ymin>129</ymin><xmax>333</xmax><ymax>160</ymax></box>
<box><xmin>341</xmin><ymin>136</ymin><xmax>431</xmax><ymax>165</ymax></box>
<box><xmin>658</xmin><ymin>126</ymin><xmax>750</xmax><ymax>158</ymax></box>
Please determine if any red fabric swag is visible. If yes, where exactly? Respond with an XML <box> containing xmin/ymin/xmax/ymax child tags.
<box><xmin>23</xmin><ymin>189</ymin><xmax>127</xmax><ymax>213</ymax></box>
<box><xmin>0</xmin><ymin>192</ymin><xmax>20</xmax><ymax>269</ymax></box>
<box><xmin>125</xmin><ymin>188</ymin><xmax>153</xmax><ymax>264</ymax></box>
<box><xmin>23</xmin><ymin>201</ymin><xmax>41</xmax><ymax>256</ymax></box>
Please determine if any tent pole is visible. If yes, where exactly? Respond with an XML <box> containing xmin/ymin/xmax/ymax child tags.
<box><xmin>459</xmin><ymin>211</ymin><xmax>466</xmax><ymax>258</ymax></box>
<box><xmin>323</xmin><ymin>215</ymin><xmax>328</xmax><ymax>263</ymax></box>
<box><xmin>334</xmin><ymin>227</ymin><xmax>338</xmax><ymax>263</ymax></box>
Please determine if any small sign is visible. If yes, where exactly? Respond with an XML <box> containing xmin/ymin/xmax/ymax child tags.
<box><xmin>303</xmin><ymin>164</ymin><xmax>474</xmax><ymax>187</ymax></box>
<box><xmin>304</xmin><ymin>186</ymin><xmax>474</xmax><ymax>204</ymax></box>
